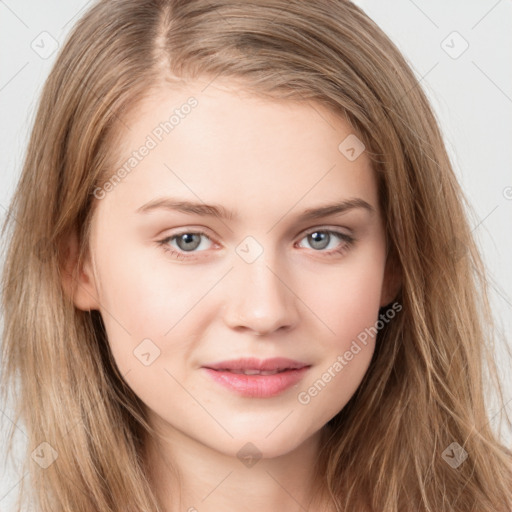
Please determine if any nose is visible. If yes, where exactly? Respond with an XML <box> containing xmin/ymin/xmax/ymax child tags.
<box><xmin>222</xmin><ymin>250</ymin><xmax>300</xmax><ymax>336</ymax></box>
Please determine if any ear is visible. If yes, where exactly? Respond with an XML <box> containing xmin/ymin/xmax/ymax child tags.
<box><xmin>379</xmin><ymin>251</ymin><xmax>402</xmax><ymax>308</ymax></box>
<box><xmin>60</xmin><ymin>229</ymin><xmax>100</xmax><ymax>311</ymax></box>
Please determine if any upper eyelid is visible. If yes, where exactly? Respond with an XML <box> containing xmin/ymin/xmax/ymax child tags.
<box><xmin>301</xmin><ymin>226</ymin><xmax>352</xmax><ymax>236</ymax></box>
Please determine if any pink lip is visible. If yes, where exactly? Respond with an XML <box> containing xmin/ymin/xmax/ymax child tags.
<box><xmin>202</xmin><ymin>357</ymin><xmax>310</xmax><ymax>398</ymax></box>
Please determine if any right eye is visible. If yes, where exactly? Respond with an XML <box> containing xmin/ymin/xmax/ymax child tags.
<box><xmin>157</xmin><ymin>231</ymin><xmax>215</xmax><ymax>258</ymax></box>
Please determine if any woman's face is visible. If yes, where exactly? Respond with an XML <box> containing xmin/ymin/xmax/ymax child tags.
<box><xmin>73</xmin><ymin>79</ymin><xmax>393</xmax><ymax>459</ymax></box>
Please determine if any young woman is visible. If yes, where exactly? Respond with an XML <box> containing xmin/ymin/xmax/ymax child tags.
<box><xmin>1</xmin><ymin>0</ymin><xmax>511</xmax><ymax>510</ymax></box>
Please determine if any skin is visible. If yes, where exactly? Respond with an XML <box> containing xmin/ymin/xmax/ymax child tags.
<box><xmin>65</xmin><ymin>78</ymin><xmax>397</xmax><ymax>512</ymax></box>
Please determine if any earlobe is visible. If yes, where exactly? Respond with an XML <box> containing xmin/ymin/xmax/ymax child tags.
<box><xmin>60</xmin><ymin>230</ymin><xmax>100</xmax><ymax>311</ymax></box>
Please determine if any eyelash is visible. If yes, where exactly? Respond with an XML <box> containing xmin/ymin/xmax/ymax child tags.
<box><xmin>157</xmin><ymin>228</ymin><xmax>355</xmax><ymax>261</ymax></box>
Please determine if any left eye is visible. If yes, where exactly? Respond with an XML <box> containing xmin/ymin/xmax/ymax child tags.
<box><xmin>297</xmin><ymin>229</ymin><xmax>352</xmax><ymax>252</ymax></box>
<box><xmin>161</xmin><ymin>232</ymin><xmax>213</xmax><ymax>253</ymax></box>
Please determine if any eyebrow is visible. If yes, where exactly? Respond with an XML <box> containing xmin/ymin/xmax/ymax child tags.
<box><xmin>135</xmin><ymin>196</ymin><xmax>375</xmax><ymax>221</ymax></box>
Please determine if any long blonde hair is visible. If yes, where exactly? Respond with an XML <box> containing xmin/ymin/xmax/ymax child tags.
<box><xmin>2</xmin><ymin>0</ymin><xmax>511</xmax><ymax>510</ymax></box>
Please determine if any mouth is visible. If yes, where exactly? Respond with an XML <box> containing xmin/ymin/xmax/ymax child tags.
<box><xmin>212</xmin><ymin>368</ymin><xmax>292</xmax><ymax>375</ymax></box>
<box><xmin>203</xmin><ymin>357</ymin><xmax>308</xmax><ymax>373</ymax></box>
<box><xmin>201</xmin><ymin>357</ymin><xmax>311</xmax><ymax>398</ymax></box>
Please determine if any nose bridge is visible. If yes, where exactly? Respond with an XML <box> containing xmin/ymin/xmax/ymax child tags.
<box><xmin>224</xmin><ymin>237</ymin><xmax>299</xmax><ymax>335</ymax></box>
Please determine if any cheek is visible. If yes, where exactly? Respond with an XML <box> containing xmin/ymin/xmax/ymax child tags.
<box><xmin>293</xmin><ymin>254</ymin><xmax>384</xmax><ymax>422</ymax></box>
<box><xmin>96</xmin><ymin>244</ymin><xmax>203</xmax><ymax>331</ymax></box>
<box><xmin>296</xmin><ymin>302</ymin><xmax>379</xmax><ymax>432</ymax></box>
<box><xmin>93</xmin><ymin>244</ymin><xmax>223</xmax><ymax>387</ymax></box>
<box><xmin>93</xmin><ymin>253</ymin><xmax>205</xmax><ymax>419</ymax></box>
<box><xmin>307</xmin><ymin>253</ymin><xmax>385</xmax><ymax>347</ymax></box>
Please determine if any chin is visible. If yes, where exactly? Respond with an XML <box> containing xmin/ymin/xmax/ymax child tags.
<box><xmin>214</xmin><ymin>425</ymin><xmax>319</xmax><ymax>462</ymax></box>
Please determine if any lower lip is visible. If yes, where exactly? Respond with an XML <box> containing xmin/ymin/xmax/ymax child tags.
<box><xmin>202</xmin><ymin>367</ymin><xmax>310</xmax><ymax>398</ymax></box>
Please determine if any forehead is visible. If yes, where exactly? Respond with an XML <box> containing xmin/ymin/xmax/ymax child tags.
<box><xmin>98</xmin><ymin>78</ymin><xmax>378</xmax><ymax>221</ymax></box>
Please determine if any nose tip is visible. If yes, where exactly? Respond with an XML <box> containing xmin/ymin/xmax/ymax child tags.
<box><xmin>234</xmin><ymin>319</ymin><xmax>292</xmax><ymax>337</ymax></box>
<box><xmin>223</xmin><ymin>260</ymin><xmax>299</xmax><ymax>336</ymax></box>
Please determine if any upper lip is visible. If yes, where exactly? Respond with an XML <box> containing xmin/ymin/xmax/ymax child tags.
<box><xmin>203</xmin><ymin>357</ymin><xmax>309</xmax><ymax>372</ymax></box>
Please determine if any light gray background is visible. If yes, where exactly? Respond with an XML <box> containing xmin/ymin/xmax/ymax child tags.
<box><xmin>1</xmin><ymin>1</ymin><xmax>511</xmax><ymax>509</ymax></box>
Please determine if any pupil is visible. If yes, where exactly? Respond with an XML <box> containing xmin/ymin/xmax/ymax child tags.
<box><xmin>178</xmin><ymin>233</ymin><xmax>200</xmax><ymax>251</ymax></box>
<box><xmin>310</xmin><ymin>231</ymin><xmax>329</xmax><ymax>250</ymax></box>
